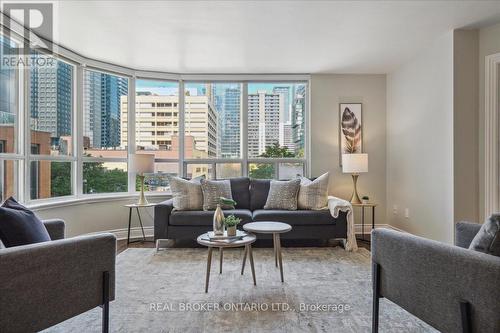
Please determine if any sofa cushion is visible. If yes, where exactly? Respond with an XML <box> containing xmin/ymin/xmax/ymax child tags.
<box><xmin>170</xmin><ymin>209</ymin><xmax>253</xmax><ymax>226</ymax></box>
<box><xmin>0</xmin><ymin>197</ymin><xmax>51</xmax><ymax>247</ymax></box>
<box><xmin>229</xmin><ymin>177</ymin><xmax>250</xmax><ymax>210</ymax></box>
<box><xmin>201</xmin><ymin>179</ymin><xmax>234</xmax><ymax>210</ymax></box>
<box><xmin>250</xmin><ymin>179</ymin><xmax>271</xmax><ymax>211</ymax></box>
<box><xmin>264</xmin><ymin>179</ymin><xmax>301</xmax><ymax>210</ymax></box>
<box><xmin>469</xmin><ymin>214</ymin><xmax>500</xmax><ymax>257</ymax></box>
<box><xmin>252</xmin><ymin>209</ymin><xmax>336</xmax><ymax>226</ymax></box>
<box><xmin>298</xmin><ymin>172</ymin><xmax>330</xmax><ymax>210</ymax></box>
<box><xmin>168</xmin><ymin>175</ymin><xmax>204</xmax><ymax>210</ymax></box>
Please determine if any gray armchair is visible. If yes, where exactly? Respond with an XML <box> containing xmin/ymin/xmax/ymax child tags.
<box><xmin>371</xmin><ymin>222</ymin><xmax>500</xmax><ymax>333</ymax></box>
<box><xmin>0</xmin><ymin>219</ymin><xmax>116</xmax><ymax>333</ymax></box>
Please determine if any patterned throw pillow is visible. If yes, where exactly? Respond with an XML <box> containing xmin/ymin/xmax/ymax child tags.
<box><xmin>469</xmin><ymin>214</ymin><xmax>500</xmax><ymax>257</ymax></box>
<box><xmin>264</xmin><ymin>179</ymin><xmax>301</xmax><ymax>210</ymax></box>
<box><xmin>201</xmin><ymin>179</ymin><xmax>234</xmax><ymax>210</ymax></box>
<box><xmin>297</xmin><ymin>172</ymin><xmax>330</xmax><ymax>210</ymax></box>
<box><xmin>167</xmin><ymin>176</ymin><xmax>205</xmax><ymax>211</ymax></box>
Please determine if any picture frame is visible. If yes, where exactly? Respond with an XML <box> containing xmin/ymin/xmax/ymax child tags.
<box><xmin>339</xmin><ymin>103</ymin><xmax>363</xmax><ymax>165</ymax></box>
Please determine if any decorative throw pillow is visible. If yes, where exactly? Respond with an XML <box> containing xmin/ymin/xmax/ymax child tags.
<box><xmin>0</xmin><ymin>197</ymin><xmax>51</xmax><ymax>247</ymax></box>
<box><xmin>201</xmin><ymin>179</ymin><xmax>234</xmax><ymax>210</ymax></box>
<box><xmin>297</xmin><ymin>172</ymin><xmax>330</xmax><ymax>210</ymax></box>
<box><xmin>469</xmin><ymin>214</ymin><xmax>500</xmax><ymax>257</ymax></box>
<box><xmin>168</xmin><ymin>175</ymin><xmax>205</xmax><ymax>211</ymax></box>
<box><xmin>264</xmin><ymin>179</ymin><xmax>301</xmax><ymax>210</ymax></box>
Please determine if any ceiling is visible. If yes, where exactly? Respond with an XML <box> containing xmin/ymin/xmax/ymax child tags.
<box><xmin>39</xmin><ymin>1</ymin><xmax>500</xmax><ymax>73</ymax></box>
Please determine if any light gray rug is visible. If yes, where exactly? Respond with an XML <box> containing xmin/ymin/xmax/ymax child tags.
<box><xmin>44</xmin><ymin>247</ymin><xmax>436</xmax><ymax>333</ymax></box>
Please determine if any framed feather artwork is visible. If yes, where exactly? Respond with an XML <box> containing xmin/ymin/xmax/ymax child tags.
<box><xmin>339</xmin><ymin>103</ymin><xmax>363</xmax><ymax>164</ymax></box>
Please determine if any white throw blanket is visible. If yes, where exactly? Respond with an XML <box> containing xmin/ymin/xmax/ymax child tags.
<box><xmin>328</xmin><ymin>196</ymin><xmax>358</xmax><ymax>251</ymax></box>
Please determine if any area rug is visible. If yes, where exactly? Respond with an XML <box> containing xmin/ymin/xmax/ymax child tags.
<box><xmin>44</xmin><ymin>247</ymin><xmax>436</xmax><ymax>333</ymax></box>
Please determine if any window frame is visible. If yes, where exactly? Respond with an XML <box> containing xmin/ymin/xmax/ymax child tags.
<box><xmin>25</xmin><ymin>52</ymin><xmax>78</xmax><ymax>204</ymax></box>
<box><xmin>0</xmin><ymin>18</ymin><xmax>310</xmax><ymax>206</ymax></box>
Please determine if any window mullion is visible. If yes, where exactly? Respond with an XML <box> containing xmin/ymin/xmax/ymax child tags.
<box><xmin>127</xmin><ymin>76</ymin><xmax>136</xmax><ymax>193</ymax></box>
<box><xmin>242</xmin><ymin>82</ymin><xmax>248</xmax><ymax>177</ymax></box>
<box><xmin>75</xmin><ymin>64</ymin><xmax>84</xmax><ymax>197</ymax></box>
<box><xmin>23</xmin><ymin>59</ymin><xmax>30</xmax><ymax>203</ymax></box>
<box><xmin>178</xmin><ymin>80</ymin><xmax>185</xmax><ymax>177</ymax></box>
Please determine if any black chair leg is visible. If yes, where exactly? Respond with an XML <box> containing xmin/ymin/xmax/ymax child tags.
<box><xmin>102</xmin><ymin>271</ymin><xmax>110</xmax><ymax>333</ymax></box>
<box><xmin>372</xmin><ymin>262</ymin><xmax>380</xmax><ymax>333</ymax></box>
<box><xmin>460</xmin><ymin>301</ymin><xmax>472</xmax><ymax>333</ymax></box>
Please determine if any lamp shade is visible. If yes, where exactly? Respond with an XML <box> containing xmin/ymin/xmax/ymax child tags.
<box><xmin>342</xmin><ymin>153</ymin><xmax>368</xmax><ymax>174</ymax></box>
<box><xmin>130</xmin><ymin>153</ymin><xmax>154</xmax><ymax>175</ymax></box>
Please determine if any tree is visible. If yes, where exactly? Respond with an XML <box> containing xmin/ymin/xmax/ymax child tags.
<box><xmin>51</xmin><ymin>162</ymin><xmax>72</xmax><ymax>197</ymax></box>
<box><xmin>248</xmin><ymin>143</ymin><xmax>294</xmax><ymax>179</ymax></box>
<box><xmin>83</xmin><ymin>162</ymin><xmax>127</xmax><ymax>194</ymax></box>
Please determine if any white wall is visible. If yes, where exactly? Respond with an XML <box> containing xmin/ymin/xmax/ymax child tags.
<box><xmin>478</xmin><ymin>22</ymin><xmax>500</xmax><ymax>222</ymax></box>
<box><xmin>386</xmin><ymin>32</ymin><xmax>454</xmax><ymax>243</ymax></box>
<box><xmin>310</xmin><ymin>74</ymin><xmax>387</xmax><ymax>226</ymax></box>
<box><xmin>33</xmin><ymin>196</ymin><xmax>167</xmax><ymax>238</ymax></box>
<box><xmin>453</xmin><ymin>30</ymin><xmax>479</xmax><ymax>224</ymax></box>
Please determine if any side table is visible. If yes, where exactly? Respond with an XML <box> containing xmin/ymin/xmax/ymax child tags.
<box><xmin>197</xmin><ymin>233</ymin><xmax>257</xmax><ymax>293</ymax></box>
<box><xmin>124</xmin><ymin>203</ymin><xmax>157</xmax><ymax>246</ymax></box>
<box><xmin>351</xmin><ymin>203</ymin><xmax>377</xmax><ymax>243</ymax></box>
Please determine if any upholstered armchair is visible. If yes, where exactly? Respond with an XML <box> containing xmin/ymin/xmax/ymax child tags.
<box><xmin>0</xmin><ymin>219</ymin><xmax>116</xmax><ymax>333</ymax></box>
<box><xmin>371</xmin><ymin>222</ymin><xmax>500</xmax><ymax>333</ymax></box>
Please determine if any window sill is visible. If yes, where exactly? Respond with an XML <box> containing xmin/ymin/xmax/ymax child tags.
<box><xmin>28</xmin><ymin>192</ymin><xmax>172</xmax><ymax>211</ymax></box>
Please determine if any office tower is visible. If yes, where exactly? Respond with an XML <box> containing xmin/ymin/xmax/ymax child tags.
<box><xmin>30</xmin><ymin>53</ymin><xmax>73</xmax><ymax>146</ymax></box>
<box><xmin>283</xmin><ymin>122</ymin><xmax>295</xmax><ymax>153</ymax></box>
<box><xmin>273</xmin><ymin>86</ymin><xmax>291</xmax><ymax>122</ymax></box>
<box><xmin>121</xmin><ymin>94</ymin><xmax>217</xmax><ymax>158</ymax></box>
<box><xmin>292</xmin><ymin>84</ymin><xmax>306</xmax><ymax>155</ymax></box>
<box><xmin>101</xmin><ymin>74</ymin><xmax>128</xmax><ymax>148</ymax></box>
<box><xmin>248</xmin><ymin>90</ymin><xmax>281</xmax><ymax>157</ymax></box>
<box><xmin>219</xmin><ymin>86</ymin><xmax>241</xmax><ymax>158</ymax></box>
<box><xmin>83</xmin><ymin>71</ymin><xmax>102</xmax><ymax>148</ymax></box>
<box><xmin>83</xmin><ymin>71</ymin><xmax>128</xmax><ymax>149</ymax></box>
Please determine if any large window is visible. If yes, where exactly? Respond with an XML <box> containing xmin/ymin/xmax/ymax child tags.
<box><xmin>0</xmin><ymin>35</ymin><xmax>21</xmax><ymax>201</ymax></box>
<box><xmin>247</xmin><ymin>83</ymin><xmax>306</xmax><ymax>179</ymax></box>
<box><xmin>83</xmin><ymin>70</ymin><xmax>128</xmax><ymax>194</ymax></box>
<box><xmin>0</xmin><ymin>24</ymin><xmax>308</xmax><ymax>204</ymax></box>
<box><xmin>29</xmin><ymin>54</ymin><xmax>74</xmax><ymax>200</ymax></box>
<box><xmin>135</xmin><ymin>80</ymin><xmax>179</xmax><ymax>192</ymax></box>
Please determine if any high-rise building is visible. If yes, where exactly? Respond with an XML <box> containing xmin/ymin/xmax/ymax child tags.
<box><xmin>0</xmin><ymin>38</ymin><xmax>16</xmax><ymax>131</ymax></box>
<box><xmin>101</xmin><ymin>75</ymin><xmax>128</xmax><ymax>148</ymax></box>
<box><xmin>83</xmin><ymin>71</ymin><xmax>102</xmax><ymax>148</ymax></box>
<box><xmin>218</xmin><ymin>87</ymin><xmax>241</xmax><ymax>158</ymax></box>
<box><xmin>83</xmin><ymin>71</ymin><xmax>128</xmax><ymax>149</ymax></box>
<box><xmin>283</xmin><ymin>122</ymin><xmax>295</xmax><ymax>153</ymax></box>
<box><xmin>273</xmin><ymin>86</ymin><xmax>291</xmax><ymax>122</ymax></box>
<box><xmin>248</xmin><ymin>90</ymin><xmax>282</xmax><ymax>157</ymax></box>
<box><xmin>30</xmin><ymin>53</ymin><xmax>73</xmax><ymax>146</ymax></box>
<box><xmin>121</xmin><ymin>94</ymin><xmax>217</xmax><ymax>158</ymax></box>
<box><xmin>292</xmin><ymin>85</ymin><xmax>306</xmax><ymax>155</ymax></box>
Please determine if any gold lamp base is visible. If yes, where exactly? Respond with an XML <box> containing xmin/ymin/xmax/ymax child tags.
<box><xmin>136</xmin><ymin>175</ymin><xmax>149</xmax><ymax>205</ymax></box>
<box><xmin>349</xmin><ymin>174</ymin><xmax>362</xmax><ymax>204</ymax></box>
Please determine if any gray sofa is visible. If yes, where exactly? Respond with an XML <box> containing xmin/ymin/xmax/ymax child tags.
<box><xmin>0</xmin><ymin>219</ymin><xmax>116</xmax><ymax>333</ymax></box>
<box><xmin>154</xmin><ymin>177</ymin><xmax>348</xmax><ymax>242</ymax></box>
<box><xmin>371</xmin><ymin>222</ymin><xmax>500</xmax><ymax>333</ymax></box>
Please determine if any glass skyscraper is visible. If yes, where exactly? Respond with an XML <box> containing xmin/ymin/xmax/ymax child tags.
<box><xmin>30</xmin><ymin>53</ymin><xmax>73</xmax><ymax>146</ymax></box>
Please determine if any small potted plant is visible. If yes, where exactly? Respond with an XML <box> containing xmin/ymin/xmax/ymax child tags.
<box><xmin>213</xmin><ymin>197</ymin><xmax>238</xmax><ymax>235</ymax></box>
<box><xmin>223</xmin><ymin>215</ymin><xmax>241</xmax><ymax>237</ymax></box>
<box><xmin>362</xmin><ymin>195</ymin><xmax>370</xmax><ymax>204</ymax></box>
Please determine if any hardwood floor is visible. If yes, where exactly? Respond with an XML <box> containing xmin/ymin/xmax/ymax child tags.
<box><xmin>117</xmin><ymin>236</ymin><xmax>371</xmax><ymax>254</ymax></box>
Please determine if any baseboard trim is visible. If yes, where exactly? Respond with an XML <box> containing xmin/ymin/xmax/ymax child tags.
<box><xmin>95</xmin><ymin>224</ymin><xmax>403</xmax><ymax>240</ymax></box>
<box><xmin>89</xmin><ymin>226</ymin><xmax>154</xmax><ymax>241</ymax></box>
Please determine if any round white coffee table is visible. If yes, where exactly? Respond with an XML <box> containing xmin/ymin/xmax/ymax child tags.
<box><xmin>197</xmin><ymin>233</ymin><xmax>257</xmax><ymax>293</ymax></box>
<box><xmin>243</xmin><ymin>221</ymin><xmax>292</xmax><ymax>282</ymax></box>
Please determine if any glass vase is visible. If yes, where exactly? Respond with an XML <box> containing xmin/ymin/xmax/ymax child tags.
<box><xmin>213</xmin><ymin>204</ymin><xmax>225</xmax><ymax>235</ymax></box>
